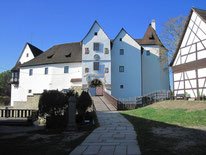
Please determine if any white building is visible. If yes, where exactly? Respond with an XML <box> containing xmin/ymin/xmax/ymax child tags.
<box><xmin>10</xmin><ymin>20</ymin><xmax>169</xmax><ymax>108</ymax></box>
<box><xmin>170</xmin><ymin>8</ymin><xmax>206</xmax><ymax>98</ymax></box>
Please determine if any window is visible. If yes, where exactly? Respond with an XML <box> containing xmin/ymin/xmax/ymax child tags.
<box><xmin>120</xmin><ymin>49</ymin><xmax>124</xmax><ymax>55</ymax></box>
<box><xmin>14</xmin><ymin>72</ymin><xmax>18</xmax><ymax>78</ymax></box>
<box><xmin>64</xmin><ymin>66</ymin><xmax>69</xmax><ymax>73</ymax></box>
<box><xmin>120</xmin><ymin>38</ymin><xmax>122</xmax><ymax>41</ymax></box>
<box><xmin>28</xmin><ymin>90</ymin><xmax>32</xmax><ymax>93</ymax></box>
<box><xmin>85</xmin><ymin>68</ymin><xmax>89</xmax><ymax>73</ymax></box>
<box><xmin>94</xmin><ymin>32</ymin><xmax>98</xmax><ymax>36</ymax></box>
<box><xmin>45</xmin><ymin>68</ymin><xmax>48</xmax><ymax>75</ymax></box>
<box><xmin>120</xmin><ymin>85</ymin><xmax>124</xmax><ymax>89</ymax></box>
<box><xmin>65</xmin><ymin>53</ymin><xmax>71</xmax><ymax>57</ymax></box>
<box><xmin>104</xmin><ymin>48</ymin><xmax>109</xmax><ymax>54</ymax></box>
<box><xmin>146</xmin><ymin>50</ymin><xmax>150</xmax><ymax>56</ymax></box>
<box><xmin>85</xmin><ymin>48</ymin><xmax>89</xmax><ymax>54</ymax></box>
<box><xmin>29</xmin><ymin>69</ymin><xmax>33</xmax><ymax>76</ymax></box>
<box><xmin>26</xmin><ymin>53</ymin><xmax>29</xmax><ymax>57</ymax></box>
<box><xmin>93</xmin><ymin>43</ymin><xmax>100</xmax><ymax>51</ymax></box>
<box><xmin>149</xmin><ymin>33</ymin><xmax>155</xmax><ymax>40</ymax></box>
<box><xmin>93</xmin><ymin>62</ymin><xmax>99</xmax><ymax>70</ymax></box>
<box><xmin>119</xmin><ymin>66</ymin><xmax>124</xmax><ymax>72</ymax></box>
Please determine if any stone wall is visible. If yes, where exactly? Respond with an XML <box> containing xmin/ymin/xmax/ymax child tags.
<box><xmin>13</xmin><ymin>94</ymin><xmax>41</xmax><ymax>110</ymax></box>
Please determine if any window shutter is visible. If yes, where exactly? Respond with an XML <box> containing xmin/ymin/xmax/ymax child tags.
<box><xmin>85</xmin><ymin>68</ymin><xmax>89</xmax><ymax>73</ymax></box>
<box><xmin>85</xmin><ymin>48</ymin><xmax>89</xmax><ymax>54</ymax></box>
<box><xmin>104</xmin><ymin>68</ymin><xmax>109</xmax><ymax>73</ymax></box>
<box><xmin>104</xmin><ymin>48</ymin><xmax>109</xmax><ymax>54</ymax></box>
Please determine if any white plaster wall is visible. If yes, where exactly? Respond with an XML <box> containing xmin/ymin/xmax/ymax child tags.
<box><xmin>19</xmin><ymin>44</ymin><xmax>35</xmax><ymax>64</ymax></box>
<box><xmin>82</xmin><ymin>22</ymin><xmax>111</xmax><ymax>91</ymax></box>
<box><xmin>10</xmin><ymin>63</ymin><xmax>82</xmax><ymax>106</ymax></box>
<box><xmin>174</xmin><ymin>11</ymin><xmax>206</xmax><ymax>66</ymax></box>
<box><xmin>142</xmin><ymin>45</ymin><xmax>169</xmax><ymax>95</ymax></box>
<box><xmin>111</xmin><ymin>30</ymin><xmax>142</xmax><ymax>99</ymax></box>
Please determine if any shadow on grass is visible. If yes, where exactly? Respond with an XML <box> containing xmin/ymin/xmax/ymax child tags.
<box><xmin>121</xmin><ymin>113</ymin><xmax>206</xmax><ymax>155</ymax></box>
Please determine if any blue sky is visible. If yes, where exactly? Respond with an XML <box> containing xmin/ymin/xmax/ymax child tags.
<box><xmin>0</xmin><ymin>0</ymin><xmax>206</xmax><ymax>72</ymax></box>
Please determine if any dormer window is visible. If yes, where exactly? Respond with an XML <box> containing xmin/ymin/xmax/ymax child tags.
<box><xmin>65</xmin><ymin>53</ymin><xmax>71</xmax><ymax>57</ymax></box>
<box><xmin>93</xmin><ymin>43</ymin><xmax>100</xmax><ymax>51</ymax></box>
<box><xmin>47</xmin><ymin>54</ymin><xmax>54</xmax><ymax>59</ymax></box>
<box><xmin>94</xmin><ymin>32</ymin><xmax>98</xmax><ymax>36</ymax></box>
<box><xmin>120</xmin><ymin>38</ymin><xmax>122</xmax><ymax>41</ymax></box>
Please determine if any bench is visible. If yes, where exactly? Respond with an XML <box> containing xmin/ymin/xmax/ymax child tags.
<box><xmin>175</xmin><ymin>94</ymin><xmax>185</xmax><ymax>100</ymax></box>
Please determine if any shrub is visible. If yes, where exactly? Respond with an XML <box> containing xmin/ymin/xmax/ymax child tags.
<box><xmin>38</xmin><ymin>90</ymin><xmax>68</xmax><ymax>128</ymax></box>
<box><xmin>66</xmin><ymin>89</ymin><xmax>79</xmax><ymax>100</ymax></box>
<box><xmin>76</xmin><ymin>91</ymin><xmax>92</xmax><ymax>122</ymax></box>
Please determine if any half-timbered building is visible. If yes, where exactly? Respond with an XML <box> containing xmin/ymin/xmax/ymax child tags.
<box><xmin>170</xmin><ymin>8</ymin><xmax>206</xmax><ymax>98</ymax></box>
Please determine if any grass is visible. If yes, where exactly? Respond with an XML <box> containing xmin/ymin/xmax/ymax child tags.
<box><xmin>120</xmin><ymin>100</ymin><xmax>206</xmax><ymax>155</ymax></box>
<box><xmin>121</xmin><ymin>107</ymin><xmax>206</xmax><ymax>126</ymax></box>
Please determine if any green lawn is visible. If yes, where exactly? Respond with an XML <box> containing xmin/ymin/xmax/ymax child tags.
<box><xmin>120</xmin><ymin>101</ymin><xmax>206</xmax><ymax>155</ymax></box>
<box><xmin>121</xmin><ymin>107</ymin><xmax>206</xmax><ymax>127</ymax></box>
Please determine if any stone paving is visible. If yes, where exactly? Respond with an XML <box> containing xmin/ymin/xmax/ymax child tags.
<box><xmin>70</xmin><ymin>97</ymin><xmax>141</xmax><ymax>155</ymax></box>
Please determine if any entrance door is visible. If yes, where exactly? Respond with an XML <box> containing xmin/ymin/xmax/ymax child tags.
<box><xmin>95</xmin><ymin>86</ymin><xmax>103</xmax><ymax>96</ymax></box>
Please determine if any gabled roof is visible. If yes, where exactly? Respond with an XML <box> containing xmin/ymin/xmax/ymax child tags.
<box><xmin>170</xmin><ymin>8</ymin><xmax>206</xmax><ymax>66</ymax></box>
<box><xmin>11</xmin><ymin>43</ymin><xmax>43</xmax><ymax>71</ymax></box>
<box><xmin>140</xmin><ymin>24</ymin><xmax>164</xmax><ymax>46</ymax></box>
<box><xmin>27</xmin><ymin>43</ymin><xmax>43</xmax><ymax>57</ymax></box>
<box><xmin>20</xmin><ymin>42</ymin><xmax>82</xmax><ymax>67</ymax></box>
<box><xmin>112</xmin><ymin>28</ymin><xmax>142</xmax><ymax>48</ymax></box>
<box><xmin>81</xmin><ymin>20</ymin><xmax>110</xmax><ymax>42</ymax></box>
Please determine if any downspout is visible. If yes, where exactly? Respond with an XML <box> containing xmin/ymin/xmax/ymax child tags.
<box><xmin>141</xmin><ymin>47</ymin><xmax>144</xmax><ymax>96</ymax></box>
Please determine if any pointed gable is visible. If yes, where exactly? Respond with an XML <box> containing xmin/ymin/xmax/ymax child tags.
<box><xmin>140</xmin><ymin>24</ymin><xmax>164</xmax><ymax>46</ymax></box>
<box><xmin>170</xmin><ymin>8</ymin><xmax>206</xmax><ymax>66</ymax></box>
<box><xmin>113</xmin><ymin>28</ymin><xmax>141</xmax><ymax>50</ymax></box>
<box><xmin>11</xmin><ymin>43</ymin><xmax>43</xmax><ymax>71</ymax></box>
<box><xmin>82</xmin><ymin>20</ymin><xmax>109</xmax><ymax>42</ymax></box>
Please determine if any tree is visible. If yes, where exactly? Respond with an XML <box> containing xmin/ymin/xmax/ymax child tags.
<box><xmin>0</xmin><ymin>71</ymin><xmax>11</xmax><ymax>96</ymax></box>
<box><xmin>160</xmin><ymin>15</ymin><xmax>187</xmax><ymax>62</ymax></box>
<box><xmin>38</xmin><ymin>90</ymin><xmax>68</xmax><ymax>118</ymax></box>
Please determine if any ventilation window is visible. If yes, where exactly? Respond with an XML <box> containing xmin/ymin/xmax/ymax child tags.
<box><xmin>120</xmin><ymin>38</ymin><xmax>122</xmax><ymax>41</ymax></box>
<box><xmin>120</xmin><ymin>85</ymin><xmax>124</xmax><ymax>89</ymax></box>
<box><xmin>28</xmin><ymin>90</ymin><xmax>32</xmax><ymax>93</ymax></box>
<box><xmin>149</xmin><ymin>33</ymin><xmax>155</xmax><ymax>40</ymax></box>
<box><xmin>26</xmin><ymin>53</ymin><xmax>29</xmax><ymax>57</ymax></box>
<box><xmin>65</xmin><ymin>53</ymin><xmax>72</xmax><ymax>58</ymax></box>
<box><xmin>47</xmin><ymin>54</ymin><xmax>54</xmax><ymax>59</ymax></box>
<box><xmin>94</xmin><ymin>32</ymin><xmax>98</xmax><ymax>36</ymax></box>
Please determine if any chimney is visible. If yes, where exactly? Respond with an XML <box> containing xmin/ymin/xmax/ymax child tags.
<box><xmin>151</xmin><ymin>19</ymin><xmax>156</xmax><ymax>30</ymax></box>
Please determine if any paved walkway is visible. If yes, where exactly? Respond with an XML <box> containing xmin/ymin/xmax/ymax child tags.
<box><xmin>70</xmin><ymin>96</ymin><xmax>141</xmax><ymax>155</ymax></box>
